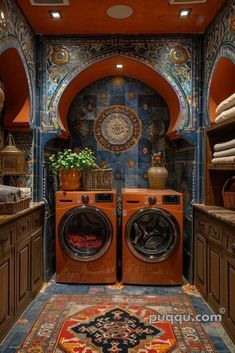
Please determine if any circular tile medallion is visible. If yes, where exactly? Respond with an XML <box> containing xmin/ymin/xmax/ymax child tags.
<box><xmin>94</xmin><ymin>105</ymin><xmax>141</xmax><ymax>153</ymax></box>
<box><xmin>50</xmin><ymin>46</ymin><xmax>70</xmax><ymax>66</ymax></box>
<box><xmin>169</xmin><ymin>45</ymin><xmax>188</xmax><ymax>65</ymax></box>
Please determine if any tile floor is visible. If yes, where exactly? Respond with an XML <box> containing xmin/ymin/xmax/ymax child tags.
<box><xmin>0</xmin><ymin>280</ymin><xmax>234</xmax><ymax>353</ymax></box>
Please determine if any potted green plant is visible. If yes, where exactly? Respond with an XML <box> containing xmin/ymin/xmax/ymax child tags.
<box><xmin>77</xmin><ymin>148</ymin><xmax>112</xmax><ymax>191</ymax></box>
<box><xmin>76</xmin><ymin>147</ymin><xmax>96</xmax><ymax>170</ymax></box>
<box><xmin>48</xmin><ymin>149</ymin><xmax>82</xmax><ymax>191</ymax></box>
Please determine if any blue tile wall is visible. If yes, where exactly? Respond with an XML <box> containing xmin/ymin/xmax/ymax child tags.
<box><xmin>68</xmin><ymin>76</ymin><xmax>171</xmax><ymax>193</ymax></box>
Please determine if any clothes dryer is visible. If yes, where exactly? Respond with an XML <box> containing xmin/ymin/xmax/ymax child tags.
<box><xmin>122</xmin><ymin>188</ymin><xmax>183</xmax><ymax>285</ymax></box>
<box><xmin>56</xmin><ymin>190</ymin><xmax>116</xmax><ymax>283</ymax></box>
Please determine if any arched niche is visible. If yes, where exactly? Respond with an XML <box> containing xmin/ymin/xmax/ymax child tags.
<box><xmin>209</xmin><ymin>56</ymin><xmax>235</xmax><ymax>123</ymax></box>
<box><xmin>57</xmin><ymin>56</ymin><xmax>181</xmax><ymax>140</ymax></box>
<box><xmin>0</xmin><ymin>48</ymin><xmax>31</xmax><ymax>131</ymax></box>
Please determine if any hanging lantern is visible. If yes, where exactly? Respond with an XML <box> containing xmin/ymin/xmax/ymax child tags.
<box><xmin>0</xmin><ymin>133</ymin><xmax>25</xmax><ymax>175</ymax></box>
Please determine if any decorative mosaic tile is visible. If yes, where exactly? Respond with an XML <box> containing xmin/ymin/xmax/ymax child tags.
<box><xmin>68</xmin><ymin>77</ymin><xmax>170</xmax><ymax>189</ymax></box>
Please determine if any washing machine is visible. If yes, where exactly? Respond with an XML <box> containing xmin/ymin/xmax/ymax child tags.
<box><xmin>56</xmin><ymin>190</ymin><xmax>117</xmax><ymax>283</ymax></box>
<box><xmin>122</xmin><ymin>188</ymin><xmax>183</xmax><ymax>285</ymax></box>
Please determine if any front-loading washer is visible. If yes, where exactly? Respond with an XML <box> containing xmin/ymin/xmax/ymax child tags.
<box><xmin>56</xmin><ymin>190</ymin><xmax>117</xmax><ymax>283</ymax></box>
<box><xmin>122</xmin><ymin>188</ymin><xmax>183</xmax><ymax>285</ymax></box>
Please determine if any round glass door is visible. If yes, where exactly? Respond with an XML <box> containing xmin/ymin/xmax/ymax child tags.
<box><xmin>126</xmin><ymin>208</ymin><xmax>179</xmax><ymax>263</ymax></box>
<box><xmin>59</xmin><ymin>206</ymin><xmax>112</xmax><ymax>261</ymax></box>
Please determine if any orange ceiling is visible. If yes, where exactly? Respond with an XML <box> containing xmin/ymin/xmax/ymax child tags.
<box><xmin>16</xmin><ymin>0</ymin><xmax>225</xmax><ymax>35</ymax></box>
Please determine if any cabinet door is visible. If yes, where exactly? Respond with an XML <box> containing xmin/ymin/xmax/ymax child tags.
<box><xmin>31</xmin><ymin>229</ymin><xmax>43</xmax><ymax>293</ymax></box>
<box><xmin>16</xmin><ymin>237</ymin><xmax>31</xmax><ymax>313</ymax></box>
<box><xmin>207</xmin><ymin>241</ymin><xmax>224</xmax><ymax>312</ymax></box>
<box><xmin>223</xmin><ymin>255</ymin><xmax>235</xmax><ymax>343</ymax></box>
<box><xmin>194</xmin><ymin>233</ymin><xmax>207</xmax><ymax>297</ymax></box>
<box><xmin>0</xmin><ymin>249</ymin><xmax>14</xmax><ymax>341</ymax></box>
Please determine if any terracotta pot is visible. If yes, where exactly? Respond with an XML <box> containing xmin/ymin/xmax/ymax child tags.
<box><xmin>147</xmin><ymin>166</ymin><xmax>168</xmax><ymax>190</ymax></box>
<box><xmin>59</xmin><ymin>168</ymin><xmax>81</xmax><ymax>191</ymax></box>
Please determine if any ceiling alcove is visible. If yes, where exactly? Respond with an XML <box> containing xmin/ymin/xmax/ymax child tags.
<box><xmin>57</xmin><ymin>56</ymin><xmax>181</xmax><ymax>140</ymax></box>
<box><xmin>209</xmin><ymin>56</ymin><xmax>235</xmax><ymax>123</ymax></box>
<box><xmin>0</xmin><ymin>48</ymin><xmax>31</xmax><ymax>131</ymax></box>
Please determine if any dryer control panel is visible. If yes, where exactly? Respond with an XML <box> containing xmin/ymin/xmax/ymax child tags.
<box><xmin>95</xmin><ymin>193</ymin><xmax>113</xmax><ymax>203</ymax></box>
<box><xmin>163</xmin><ymin>195</ymin><xmax>180</xmax><ymax>204</ymax></box>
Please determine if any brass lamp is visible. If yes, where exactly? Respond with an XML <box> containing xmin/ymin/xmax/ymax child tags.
<box><xmin>0</xmin><ymin>133</ymin><xmax>25</xmax><ymax>175</ymax></box>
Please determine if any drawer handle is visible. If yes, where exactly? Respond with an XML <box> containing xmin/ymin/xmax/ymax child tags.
<box><xmin>198</xmin><ymin>221</ymin><xmax>205</xmax><ymax>227</ymax></box>
<box><xmin>0</xmin><ymin>235</ymin><xmax>8</xmax><ymax>246</ymax></box>
<box><xmin>210</xmin><ymin>227</ymin><xmax>219</xmax><ymax>238</ymax></box>
<box><xmin>21</xmin><ymin>224</ymin><xmax>27</xmax><ymax>232</ymax></box>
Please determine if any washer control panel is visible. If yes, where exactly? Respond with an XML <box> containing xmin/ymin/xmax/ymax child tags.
<box><xmin>95</xmin><ymin>193</ymin><xmax>113</xmax><ymax>203</ymax></box>
<box><xmin>163</xmin><ymin>195</ymin><xmax>180</xmax><ymax>204</ymax></box>
<box><xmin>81</xmin><ymin>194</ymin><xmax>89</xmax><ymax>203</ymax></box>
<box><xmin>148</xmin><ymin>196</ymin><xmax>157</xmax><ymax>205</ymax></box>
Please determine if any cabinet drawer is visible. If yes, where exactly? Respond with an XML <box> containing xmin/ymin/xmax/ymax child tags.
<box><xmin>31</xmin><ymin>210</ymin><xmax>44</xmax><ymax>232</ymax></box>
<box><xmin>225</xmin><ymin>232</ymin><xmax>235</xmax><ymax>257</ymax></box>
<box><xmin>0</xmin><ymin>225</ymin><xmax>15</xmax><ymax>252</ymax></box>
<box><xmin>16</xmin><ymin>216</ymin><xmax>31</xmax><ymax>241</ymax></box>
<box><xmin>208</xmin><ymin>222</ymin><xmax>223</xmax><ymax>245</ymax></box>
<box><xmin>195</xmin><ymin>213</ymin><xmax>208</xmax><ymax>235</ymax></box>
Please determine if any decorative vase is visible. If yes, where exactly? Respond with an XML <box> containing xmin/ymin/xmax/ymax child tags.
<box><xmin>147</xmin><ymin>152</ymin><xmax>168</xmax><ymax>190</ymax></box>
<box><xmin>59</xmin><ymin>168</ymin><xmax>81</xmax><ymax>191</ymax></box>
<box><xmin>147</xmin><ymin>166</ymin><xmax>168</xmax><ymax>189</ymax></box>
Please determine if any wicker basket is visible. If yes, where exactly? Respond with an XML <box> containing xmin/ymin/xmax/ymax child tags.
<box><xmin>222</xmin><ymin>176</ymin><xmax>235</xmax><ymax>210</ymax></box>
<box><xmin>0</xmin><ymin>197</ymin><xmax>30</xmax><ymax>214</ymax></box>
<box><xmin>82</xmin><ymin>168</ymin><xmax>112</xmax><ymax>191</ymax></box>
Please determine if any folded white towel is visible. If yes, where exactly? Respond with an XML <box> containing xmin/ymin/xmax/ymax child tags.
<box><xmin>216</xmin><ymin>93</ymin><xmax>235</xmax><ymax>115</ymax></box>
<box><xmin>0</xmin><ymin>185</ymin><xmax>22</xmax><ymax>202</ymax></box>
<box><xmin>215</xmin><ymin>106</ymin><xmax>235</xmax><ymax>124</ymax></box>
<box><xmin>212</xmin><ymin>156</ymin><xmax>235</xmax><ymax>164</ymax></box>
<box><xmin>214</xmin><ymin>138</ymin><xmax>235</xmax><ymax>152</ymax></box>
<box><xmin>213</xmin><ymin>147</ymin><xmax>235</xmax><ymax>158</ymax></box>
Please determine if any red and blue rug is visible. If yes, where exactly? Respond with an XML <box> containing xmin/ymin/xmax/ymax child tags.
<box><xmin>17</xmin><ymin>294</ymin><xmax>215</xmax><ymax>352</ymax></box>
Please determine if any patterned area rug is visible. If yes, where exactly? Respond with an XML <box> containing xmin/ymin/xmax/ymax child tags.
<box><xmin>17</xmin><ymin>294</ymin><xmax>216</xmax><ymax>353</ymax></box>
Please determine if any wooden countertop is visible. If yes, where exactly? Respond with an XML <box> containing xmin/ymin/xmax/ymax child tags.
<box><xmin>0</xmin><ymin>202</ymin><xmax>45</xmax><ymax>226</ymax></box>
<box><xmin>193</xmin><ymin>204</ymin><xmax>235</xmax><ymax>227</ymax></box>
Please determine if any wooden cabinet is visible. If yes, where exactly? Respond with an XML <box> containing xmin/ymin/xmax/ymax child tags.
<box><xmin>224</xmin><ymin>255</ymin><xmax>235</xmax><ymax>337</ymax></box>
<box><xmin>31</xmin><ymin>229</ymin><xmax>43</xmax><ymax>293</ymax></box>
<box><xmin>194</xmin><ymin>117</ymin><xmax>235</xmax><ymax>342</ymax></box>
<box><xmin>15</xmin><ymin>237</ymin><xmax>31</xmax><ymax>313</ymax></box>
<box><xmin>0</xmin><ymin>249</ymin><xmax>14</xmax><ymax>339</ymax></box>
<box><xmin>194</xmin><ymin>206</ymin><xmax>235</xmax><ymax>343</ymax></box>
<box><xmin>207</xmin><ymin>241</ymin><xmax>223</xmax><ymax>312</ymax></box>
<box><xmin>0</xmin><ymin>203</ymin><xmax>44</xmax><ymax>342</ymax></box>
<box><xmin>194</xmin><ymin>233</ymin><xmax>207</xmax><ymax>297</ymax></box>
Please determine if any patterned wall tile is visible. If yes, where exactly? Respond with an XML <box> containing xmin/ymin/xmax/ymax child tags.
<box><xmin>41</xmin><ymin>35</ymin><xmax>199</xmax><ymax>136</ymax></box>
<box><xmin>68</xmin><ymin>76</ymin><xmax>171</xmax><ymax>189</ymax></box>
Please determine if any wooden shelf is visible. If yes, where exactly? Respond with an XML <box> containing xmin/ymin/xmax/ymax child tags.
<box><xmin>204</xmin><ymin>118</ymin><xmax>235</xmax><ymax>206</ymax></box>
<box><xmin>206</xmin><ymin>117</ymin><xmax>235</xmax><ymax>133</ymax></box>
<box><xmin>208</xmin><ymin>163</ymin><xmax>235</xmax><ymax>170</ymax></box>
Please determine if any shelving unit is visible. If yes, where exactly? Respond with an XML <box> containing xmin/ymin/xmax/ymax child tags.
<box><xmin>204</xmin><ymin>117</ymin><xmax>235</xmax><ymax>206</ymax></box>
<box><xmin>194</xmin><ymin>117</ymin><xmax>235</xmax><ymax>344</ymax></box>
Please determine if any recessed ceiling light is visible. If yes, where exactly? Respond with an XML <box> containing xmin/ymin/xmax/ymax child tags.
<box><xmin>116</xmin><ymin>64</ymin><xmax>123</xmax><ymax>69</ymax></box>
<box><xmin>49</xmin><ymin>10</ymin><xmax>61</xmax><ymax>20</ymax></box>
<box><xmin>107</xmin><ymin>5</ymin><xmax>133</xmax><ymax>19</ymax></box>
<box><xmin>179</xmin><ymin>8</ymin><xmax>191</xmax><ymax>17</ymax></box>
